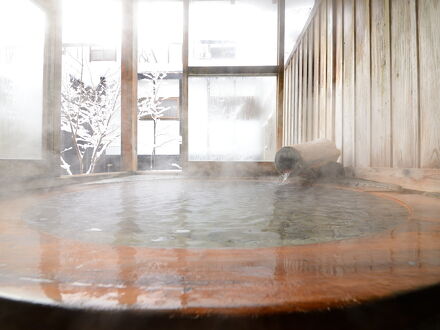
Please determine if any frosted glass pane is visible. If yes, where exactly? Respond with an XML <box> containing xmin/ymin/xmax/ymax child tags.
<box><xmin>189</xmin><ymin>0</ymin><xmax>277</xmax><ymax>66</ymax></box>
<box><xmin>0</xmin><ymin>0</ymin><xmax>45</xmax><ymax>159</ymax></box>
<box><xmin>284</xmin><ymin>0</ymin><xmax>314</xmax><ymax>63</ymax></box>
<box><xmin>189</xmin><ymin>76</ymin><xmax>277</xmax><ymax>161</ymax></box>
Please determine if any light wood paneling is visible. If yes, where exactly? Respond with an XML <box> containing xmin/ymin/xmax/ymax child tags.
<box><xmin>302</xmin><ymin>34</ymin><xmax>309</xmax><ymax>142</ymax></box>
<box><xmin>342</xmin><ymin>0</ymin><xmax>355</xmax><ymax>167</ymax></box>
<box><xmin>391</xmin><ymin>0</ymin><xmax>419</xmax><ymax>168</ymax></box>
<box><xmin>319</xmin><ymin>2</ymin><xmax>327</xmax><ymax>139</ymax></box>
<box><xmin>334</xmin><ymin>0</ymin><xmax>344</xmax><ymax>158</ymax></box>
<box><xmin>371</xmin><ymin>0</ymin><xmax>392</xmax><ymax>167</ymax></box>
<box><xmin>418</xmin><ymin>0</ymin><xmax>440</xmax><ymax>168</ymax></box>
<box><xmin>298</xmin><ymin>42</ymin><xmax>303</xmax><ymax>143</ymax></box>
<box><xmin>283</xmin><ymin>0</ymin><xmax>439</xmax><ymax>176</ymax></box>
<box><xmin>294</xmin><ymin>54</ymin><xmax>299</xmax><ymax>144</ymax></box>
<box><xmin>290</xmin><ymin>60</ymin><xmax>295</xmax><ymax>144</ymax></box>
<box><xmin>307</xmin><ymin>28</ymin><xmax>314</xmax><ymax>142</ymax></box>
<box><xmin>313</xmin><ymin>16</ymin><xmax>320</xmax><ymax>140</ymax></box>
<box><xmin>326</xmin><ymin>0</ymin><xmax>334</xmax><ymax>141</ymax></box>
<box><xmin>355</xmin><ymin>0</ymin><xmax>371</xmax><ymax>167</ymax></box>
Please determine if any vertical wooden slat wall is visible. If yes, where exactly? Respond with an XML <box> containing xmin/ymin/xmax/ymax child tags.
<box><xmin>313</xmin><ymin>16</ymin><xmax>320</xmax><ymax>141</ymax></box>
<box><xmin>370</xmin><ymin>0</ymin><xmax>391</xmax><ymax>167</ymax></box>
<box><xmin>418</xmin><ymin>0</ymin><xmax>440</xmax><ymax>168</ymax></box>
<box><xmin>334</xmin><ymin>0</ymin><xmax>344</xmax><ymax>159</ymax></box>
<box><xmin>282</xmin><ymin>0</ymin><xmax>439</xmax><ymax>171</ymax></box>
<box><xmin>302</xmin><ymin>35</ymin><xmax>308</xmax><ymax>142</ymax></box>
<box><xmin>307</xmin><ymin>28</ymin><xmax>314</xmax><ymax>142</ymax></box>
<box><xmin>326</xmin><ymin>0</ymin><xmax>334</xmax><ymax>142</ymax></box>
<box><xmin>342</xmin><ymin>0</ymin><xmax>355</xmax><ymax>167</ymax></box>
<box><xmin>391</xmin><ymin>0</ymin><xmax>419</xmax><ymax>168</ymax></box>
<box><xmin>319</xmin><ymin>3</ymin><xmax>327</xmax><ymax>139</ymax></box>
<box><xmin>354</xmin><ymin>0</ymin><xmax>371</xmax><ymax>167</ymax></box>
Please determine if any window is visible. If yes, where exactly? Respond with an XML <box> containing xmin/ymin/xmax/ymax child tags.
<box><xmin>137</xmin><ymin>0</ymin><xmax>183</xmax><ymax>170</ymax></box>
<box><xmin>189</xmin><ymin>0</ymin><xmax>278</xmax><ymax>66</ymax></box>
<box><xmin>187</xmin><ymin>0</ymin><xmax>280</xmax><ymax>162</ymax></box>
<box><xmin>60</xmin><ymin>0</ymin><xmax>121</xmax><ymax>174</ymax></box>
<box><xmin>0</xmin><ymin>0</ymin><xmax>45</xmax><ymax>160</ymax></box>
<box><xmin>284</xmin><ymin>0</ymin><xmax>314</xmax><ymax>63</ymax></box>
<box><xmin>189</xmin><ymin>76</ymin><xmax>277</xmax><ymax>161</ymax></box>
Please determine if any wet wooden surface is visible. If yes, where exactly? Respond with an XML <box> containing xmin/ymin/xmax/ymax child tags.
<box><xmin>0</xmin><ymin>181</ymin><xmax>439</xmax><ymax>316</ymax></box>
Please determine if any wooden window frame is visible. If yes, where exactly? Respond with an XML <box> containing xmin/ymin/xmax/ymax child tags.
<box><xmin>180</xmin><ymin>0</ymin><xmax>285</xmax><ymax>169</ymax></box>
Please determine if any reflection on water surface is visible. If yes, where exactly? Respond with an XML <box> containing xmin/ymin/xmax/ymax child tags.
<box><xmin>23</xmin><ymin>179</ymin><xmax>408</xmax><ymax>248</ymax></box>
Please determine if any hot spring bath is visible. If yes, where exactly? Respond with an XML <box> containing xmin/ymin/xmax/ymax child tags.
<box><xmin>0</xmin><ymin>175</ymin><xmax>439</xmax><ymax>320</ymax></box>
<box><xmin>23</xmin><ymin>178</ymin><xmax>407</xmax><ymax>248</ymax></box>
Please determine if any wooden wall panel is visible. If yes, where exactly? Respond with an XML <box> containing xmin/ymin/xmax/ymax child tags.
<box><xmin>287</xmin><ymin>64</ymin><xmax>292</xmax><ymax>145</ymax></box>
<box><xmin>313</xmin><ymin>16</ymin><xmax>320</xmax><ymax>140</ymax></box>
<box><xmin>418</xmin><ymin>0</ymin><xmax>440</xmax><ymax>168</ymax></box>
<box><xmin>294</xmin><ymin>54</ymin><xmax>299</xmax><ymax>144</ymax></box>
<box><xmin>326</xmin><ymin>0</ymin><xmax>334</xmax><ymax>141</ymax></box>
<box><xmin>391</xmin><ymin>0</ymin><xmax>419</xmax><ymax>168</ymax></box>
<box><xmin>371</xmin><ymin>0</ymin><xmax>391</xmax><ymax>167</ymax></box>
<box><xmin>289</xmin><ymin>61</ymin><xmax>296</xmax><ymax>145</ymax></box>
<box><xmin>342</xmin><ymin>0</ymin><xmax>355</xmax><ymax>167</ymax></box>
<box><xmin>283</xmin><ymin>67</ymin><xmax>289</xmax><ymax>145</ymax></box>
<box><xmin>283</xmin><ymin>0</ymin><xmax>439</xmax><ymax>174</ymax></box>
<box><xmin>319</xmin><ymin>2</ymin><xmax>327</xmax><ymax>139</ymax></box>
<box><xmin>307</xmin><ymin>28</ymin><xmax>314</xmax><ymax>142</ymax></box>
<box><xmin>354</xmin><ymin>0</ymin><xmax>371</xmax><ymax>167</ymax></box>
<box><xmin>121</xmin><ymin>0</ymin><xmax>138</xmax><ymax>172</ymax></box>
<box><xmin>334</xmin><ymin>0</ymin><xmax>344</xmax><ymax>159</ymax></box>
<box><xmin>298</xmin><ymin>42</ymin><xmax>303</xmax><ymax>143</ymax></box>
<box><xmin>302</xmin><ymin>34</ymin><xmax>309</xmax><ymax>142</ymax></box>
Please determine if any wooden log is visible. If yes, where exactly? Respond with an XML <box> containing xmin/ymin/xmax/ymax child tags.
<box><xmin>274</xmin><ymin>139</ymin><xmax>341</xmax><ymax>173</ymax></box>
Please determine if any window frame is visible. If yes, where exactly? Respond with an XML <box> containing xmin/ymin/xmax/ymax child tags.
<box><xmin>0</xmin><ymin>0</ymin><xmax>62</xmax><ymax>179</ymax></box>
<box><xmin>181</xmin><ymin>0</ymin><xmax>285</xmax><ymax>167</ymax></box>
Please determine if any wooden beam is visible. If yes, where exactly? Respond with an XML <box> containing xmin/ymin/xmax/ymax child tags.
<box><xmin>188</xmin><ymin>66</ymin><xmax>278</xmax><ymax>76</ymax></box>
<box><xmin>181</xmin><ymin>0</ymin><xmax>189</xmax><ymax>167</ymax></box>
<box><xmin>121</xmin><ymin>0</ymin><xmax>138</xmax><ymax>172</ymax></box>
<box><xmin>186</xmin><ymin>162</ymin><xmax>278</xmax><ymax>177</ymax></box>
<box><xmin>277</xmin><ymin>0</ymin><xmax>285</xmax><ymax>149</ymax></box>
<box><xmin>42</xmin><ymin>0</ymin><xmax>62</xmax><ymax>176</ymax></box>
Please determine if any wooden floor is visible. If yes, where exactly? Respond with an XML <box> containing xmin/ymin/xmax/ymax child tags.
<box><xmin>0</xmin><ymin>178</ymin><xmax>439</xmax><ymax>329</ymax></box>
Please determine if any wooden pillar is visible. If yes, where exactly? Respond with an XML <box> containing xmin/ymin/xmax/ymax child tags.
<box><xmin>121</xmin><ymin>0</ymin><xmax>138</xmax><ymax>172</ymax></box>
<box><xmin>277</xmin><ymin>0</ymin><xmax>285</xmax><ymax>150</ymax></box>
<box><xmin>181</xmin><ymin>0</ymin><xmax>189</xmax><ymax>168</ymax></box>
<box><xmin>42</xmin><ymin>0</ymin><xmax>62</xmax><ymax>176</ymax></box>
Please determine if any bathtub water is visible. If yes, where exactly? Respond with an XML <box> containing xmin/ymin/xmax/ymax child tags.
<box><xmin>23</xmin><ymin>179</ymin><xmax>408</xmax><ymax>248</ymax></box>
